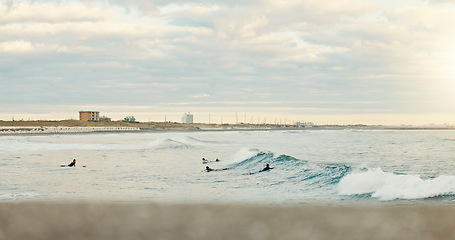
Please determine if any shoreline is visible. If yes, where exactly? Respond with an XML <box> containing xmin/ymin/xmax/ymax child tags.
<box><xmin>1</xmin><ymin>120</ymin><xmax>455</xmax><ymax>135</ymax></box>
<box><xmin>0</xmin><ymin>120</ymin><xmax>455</xmax><ymax>136</ymax></box>
<box><xmin>1</xmin><ymin>202</ymin><xmax>455</xmax><ymax>240</ymax></box>
<box><xmin>1</xmin><ymin>125</ymin><xmax>455</xmax><ymax>136</ymax></box>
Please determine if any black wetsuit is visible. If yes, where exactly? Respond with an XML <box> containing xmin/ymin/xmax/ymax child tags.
<box><xmin>206</xmin><ymin>167</ymin><xmax>228</xmax><ymax>172</ymax></box>
<box><xmin>68</xmin><ymin>161</ymin><xmax>76</xmax><ymax>167</ymax></box>
<box><xmin>259</xmin><ymin>166</ymin><xmax>273</xmax><ymax>172</ymax></box>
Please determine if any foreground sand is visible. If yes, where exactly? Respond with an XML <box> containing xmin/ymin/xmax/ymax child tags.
<box><xmin>1</xmin><ymin>202</ymin><xmax>455</xmax><ymax>240</ymax></box>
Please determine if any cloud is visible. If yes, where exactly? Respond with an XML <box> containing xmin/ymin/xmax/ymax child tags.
<box><xmin>0</xmin><ymin>1</ymin><xmax>116</xmax><ymax>24</ymax></box>
<box><xmin>190</xmin><ymin>94</ymin><xmax>210</xmax><ymax>99</ymax></box>
<box><xmin>104</xmin><ymin>0</ymin><xmax>160</xmax><ymax>15</ymax></box>
<box><xmin>0</xmin><ymin>40</ymin><xmax>33</xmax><ymax>53</ymax></box>
<box><xmin>428</xmin><ymin>0</ymin><xmax>455</xmax><ymax>4</ymax></box>
<box><xmin>1</xmin><ymin>0</ymin><xmax>455</xmax><ymax>124</ymax></box>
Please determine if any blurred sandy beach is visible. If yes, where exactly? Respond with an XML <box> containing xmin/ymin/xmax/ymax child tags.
<box><xmin>1</xmin><ymin>202</ymin><xmax>455</xmax><ymax>240</ymax></box>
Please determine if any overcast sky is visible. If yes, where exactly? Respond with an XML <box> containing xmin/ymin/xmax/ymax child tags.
<box><xmin>1</xmin><ymin>0</ymin><xmax>455</xmax><ymax>125</ymax></box>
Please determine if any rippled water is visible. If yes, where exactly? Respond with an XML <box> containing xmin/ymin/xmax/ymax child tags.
<box><xmin>1</xmin><ymin>129</ymin><xmax>455</xmax><ymax>204</ymax></box>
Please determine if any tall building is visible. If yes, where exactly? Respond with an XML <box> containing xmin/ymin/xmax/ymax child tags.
<box><xmin>79</xmin><ymin>111</ymin><xmax>100</xmax><ymax>121</ymax></box>
<box><xmin>182</xmin><ymin>112</ymin><xmax>193</xmax><ymax>124</ymax></box>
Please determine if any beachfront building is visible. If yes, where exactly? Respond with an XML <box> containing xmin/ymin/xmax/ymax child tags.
<box><xmin>123</xmin><ymin>116</ymin><xmax>136</xmax><ymax>123</ymax></box>
<box><xmin>79</xmin><ymin>111</ymin><xmax>100</xmax><ymax>121</ymax></box>
<box><xmin>182</xmin><ymin>113</ymin><xmax>193</xmax><ymax>124</ymax></box>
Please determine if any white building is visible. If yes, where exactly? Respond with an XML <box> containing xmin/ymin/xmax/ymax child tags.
<box><xmin>182</xmin><ymin>112</ymin><xmax>193</xmax><ymax>124</ymax></box>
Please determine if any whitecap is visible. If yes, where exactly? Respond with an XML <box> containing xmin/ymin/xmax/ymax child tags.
<box><xmin>337</xmin><ymin>168</ymin><xmax>455</xmax><ymax>201</ymax></box>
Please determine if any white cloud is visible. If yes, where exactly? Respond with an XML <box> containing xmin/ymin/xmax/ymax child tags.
<box><xmin>0</xmin><ymin>1</ymin><xmax>116</xmax><ymax>24</ymax></box>
<box><xmin>0</xmin><ymin>40</ymin><xmax>33</xmax><ymax>53</ymax></box>
<box><xmin>190</xmin><ymin>94</ymin><xmax>210</xmax><ymax>99</ymax></box>
<box><xmin>104</xmin><ymin>0</ymin><xmax>160</xmax><ymax>15</ymax></box>
<box><xmin>429</xmin><ymin>0</ymin><xmax>455</xmax><ymax>4</ymax></box>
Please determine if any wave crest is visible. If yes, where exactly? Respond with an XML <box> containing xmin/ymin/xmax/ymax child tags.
<box><xmin>338</xmin><ymin>168</ymin><xmax>455</xmax><ymax>201</ymax></box>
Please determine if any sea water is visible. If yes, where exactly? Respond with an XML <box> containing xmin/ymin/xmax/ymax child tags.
<box><xmin>1</xmin><ymin>129</ymin><xmax>455</xmax><ymax>204</ymax></box>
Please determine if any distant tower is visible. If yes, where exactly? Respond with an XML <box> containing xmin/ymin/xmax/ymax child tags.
<box><xmin>182</xmin><ymin>112</ymin><xmax>193</xmax><ymax>124</ymax></box>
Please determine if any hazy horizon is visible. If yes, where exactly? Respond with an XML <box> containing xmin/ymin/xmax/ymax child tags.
<box><xmin>2</xmin><ymin>110</ymin><xmax>455</xmax><ymax>126</ymax></box>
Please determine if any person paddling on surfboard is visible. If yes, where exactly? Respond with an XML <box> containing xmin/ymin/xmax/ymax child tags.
<box><xmin>202</xmin><ymin>158</ymin><xmax>221</xmax><ymax>163</ymax></box>
<box><xmin>68</xmin><ymin>159</ymin><xmax>76</xmax><ymax>167</ymax></box>
<box><xmin>205</xmin><ymin>166</ymin><xmax>229</xmax><ymax>172</ymax></box>
<box><xmin>259</xmin><ymin>164</ymin><xmax>273</xmax><ymax>172</ymax></box>
<box><xmin>246</xmin><ymin>164</ymin><xmax>273</xmax><ymax>175</ymax></box>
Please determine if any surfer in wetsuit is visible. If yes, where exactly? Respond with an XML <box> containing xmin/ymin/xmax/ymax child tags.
<box><xmin>203</xmin><ymin>158</ymin><xmax>221</xmax><ymax>163</ymax></box>
<box><xmin>246</xmin><ymin>164</ymin><xmax>273</xmax><ymax>175</ymax></box>
<box><xmin>205</xmin><ymin>166</ymin><xmax>229</xmax><ymax>172</ymax></box>
<box><xmin>259</xmin><ymin>164</ymin><xmax>273</xmax><ymax>172</ymax></box>
<box><xmin>68</xmin><ymin>159</ymin><xmax>76</xmax><ymax>167</ymax></box>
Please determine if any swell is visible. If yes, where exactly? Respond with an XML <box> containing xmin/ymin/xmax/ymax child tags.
<box><xmin>146</xmin><ymin>136</ymin><xmax>223</xmax><ymax>150</ymax></box>
<box><xmin>226</xmin><ymin>151</ymin><xmax>351</xmax><ymax>188</ymax></box>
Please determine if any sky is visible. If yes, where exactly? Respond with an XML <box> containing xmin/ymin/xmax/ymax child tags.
<box><xmin>1</xmin><ymin>0</ymin><xmax>455</xmax><ymax>125</ymax></box>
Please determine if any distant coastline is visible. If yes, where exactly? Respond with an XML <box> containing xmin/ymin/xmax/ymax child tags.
<box><xmin>0</xmin><ymin>120</ymin><xmax>454</xmax><ymax>135</ymax></box>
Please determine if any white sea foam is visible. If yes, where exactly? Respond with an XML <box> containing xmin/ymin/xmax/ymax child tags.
<box><xmin>338</xmin><ymin>168</ymin><xmax>455</xmax><ymax>201</ymax></box>
<box><xmin>146</xmin><ymin>138</ymin><xmax>170</xmax><ymax>148</ymax></box>
<box><xmin>145</xmin><ymin>135</ymin><xmax>212</xmax><ymax>149</ymax></box>
<box><xmin>222</xmin><ymin>148</ymin><xmax>260</xmax><ymax>165</ymax></box>
<box><xmin>0</xmin><ymin>192</ymin><xmax>41</xmax><ymax>200</ymax></box>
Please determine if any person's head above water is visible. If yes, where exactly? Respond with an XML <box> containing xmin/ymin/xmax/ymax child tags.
<box><xmin>266</xmin><ymin>164</ymin><xmax>270</xmax><ymax>167</ymax></box>
<box><xmin>206</xmin><ymin>166</ymin><xmax>210</xmax><ymax>169</ymax></box>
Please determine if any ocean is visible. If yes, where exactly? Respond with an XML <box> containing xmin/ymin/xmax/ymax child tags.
<box><xmin>1</xmin><ymin>129</ymin><xmax>455</xmax><ymax>204</ymax></box>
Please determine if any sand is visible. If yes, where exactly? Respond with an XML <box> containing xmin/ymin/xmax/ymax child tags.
<box><xmin>1</xmin><ymin>202</ymin><xmax>455</xmax><ymax>240</ymax></box>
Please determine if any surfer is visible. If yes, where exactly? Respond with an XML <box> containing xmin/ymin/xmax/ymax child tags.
<box><xmin>205</xmin><ymin>166</ymin><xmax>229</xmax><ymax>172</ymax></box>
<box><xmin>245</xmin><ymin>164</ymin><xmax>273</xmax><ymax>175</ymax></box>
<box><xmin>259</xmin><ymin>164</ymin><xmax>273</xmax><ymax>172</ymax></box>
<box><xmin>202</xmin><ymin>158</ymin><xmax>221</xmax><ymax>163</ymax></box>
<box><xmin>246</xmin><ymin>164</ymin><xmax>273</xmax><ymax>174</ymax></box>
<box><xmin>68</xmin><ymin>159</ymin><xmax>76</xmax><ymax>167</ymax></box>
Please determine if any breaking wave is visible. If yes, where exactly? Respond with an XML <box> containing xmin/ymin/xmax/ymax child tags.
<box><xmin>222</xmin><ymin>150</ymin><xmax>455</xmax><ymax>201</ymax></box>
<box><xmin>338</xmin><ymin>168</ymin><xmax>455</xmax><ymax>201</ymax></box>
